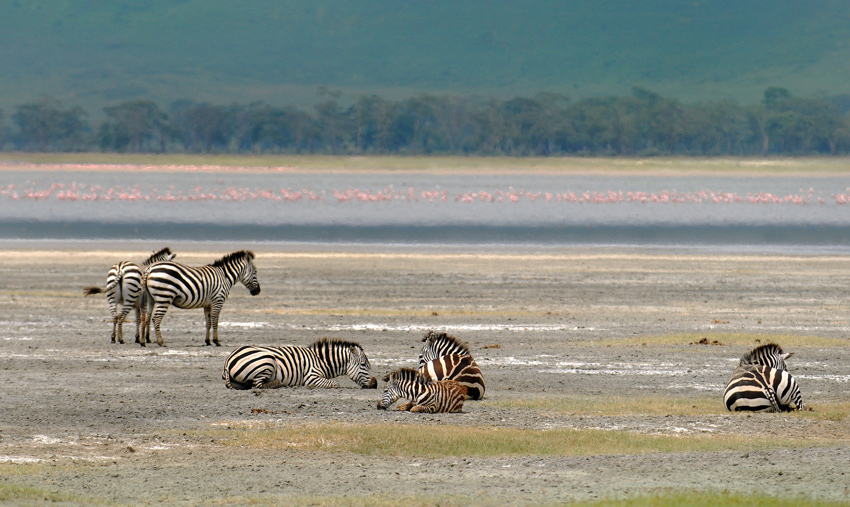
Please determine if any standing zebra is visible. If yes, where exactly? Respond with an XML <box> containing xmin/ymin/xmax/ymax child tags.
<box><xmin>141</xmin><ymin>250</ymin><xmax>261</xmax><ymax>347</ymax></box>
<box><xmin>418</xmin><ymin>330</ymin><xmax>485</xmax><ymax>400</ymax></box>
<box><xmin>222</xmin><ymin>338</ymin><xmax>378</xmax><ymax>389</ymax></box>
<box><xmin>377</xmin><ymin>368</ymin><xmax>467</xmax><ymax>413</ymax></box>
<box><xmin>83</xmin><ymin>247</ymin><xmax>175</xmax><ymax>345</ymax></box>
<box><xmin>724</xmin><ymin>343</ymin><xmax>804</xmax><ymax>412</ymax></box>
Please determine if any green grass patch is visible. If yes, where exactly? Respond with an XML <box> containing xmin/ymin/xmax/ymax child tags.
<box><xmin>0</xmin><ymin>482</ymin><xmax>94</xmax><ymax>504</ymax></box>
<box><xmin>487</xmin><ymin>395</ymin><xmax>850</xmax><ymax>423</ymax></box>
<box><xmin>591</xmin><ymin>332</ymin><xmax>849</xmax><ymax>348</ymax></box>
<box><xmin>485</xmin><ymin>395</ymin><xmax>722</xmax><ymax>416</ymax></box>
<box><xmin>195</xmin><ymin>422</ymin><xmax>832</xmax><ymax>459</ymax></box>
<box><xmin>572</xmin><ymin>491</ymin><xmax>850</xmax><ymax>507</ymax></box>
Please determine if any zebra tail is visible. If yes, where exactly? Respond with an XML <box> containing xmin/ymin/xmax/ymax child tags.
<box><xmin>766</xmin><ymin>386</ymin><xmax>781</xmax><ymax>413</ymax></box>
<box><xmin>83</xmin><ymin>286</ymin><xmax>104</xmax><ymax>297</ymax></box>
<box><xmin>223</xmin><ymin>367</ymin><xmax>235</xmax><ymax>389</ymax></box>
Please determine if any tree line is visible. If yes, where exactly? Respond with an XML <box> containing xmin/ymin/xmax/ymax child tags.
<box><xmin>2</xmin><ymin>86</ymin><xmax>849</xmax><ymax>156</ymax></box>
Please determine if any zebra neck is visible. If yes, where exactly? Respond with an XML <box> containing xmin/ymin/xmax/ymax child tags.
<box><xmin>216</xmin><ymin>263</ymin><xmax>242</xmax><ymax>289</ymax></box>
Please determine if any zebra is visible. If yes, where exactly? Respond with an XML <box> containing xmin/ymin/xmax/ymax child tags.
<box><xmin>724</xmin><ymin>343</ymin><xmax>804</xmax><ymax>412</ymax></box>
<box><xmin>737</xmin><ymin>343</ymin><xmax>793</xmax><ymax>371</ymax></box>
<box><xmin>83</xmin><ymin>247</ymin><xmax>175</xmax><ymax>345</ymax></box>
<box><xmin>222</xmin><ymin>338</ymin><xmax>378</xmax><ymax>389</ymax></box>
<box><xmin>377</xmin><ymin>368</ymin><xmax>467</xmax><ymax>413</ymax></box>
<box><xmin>418</xmin><ymin>330</ymin><xmax>473</xmax><ymax>367</ymax></box>
<box><xmin>418</xmin><ymin>330</ymin><xmax>485</xmax><ymax>400</ymax></box>
<box><xmin>141</xmin><ymin>250</ymin><xmax>261</xmax><ymax>347</ymax></box>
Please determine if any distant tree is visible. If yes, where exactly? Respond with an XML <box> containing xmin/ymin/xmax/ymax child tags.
<box><xmin>314</xmin><ymin>97</ymin><xmax>350</xmax><ymax>154</ymax></box>
<box><xmin>182</xmin><ymin>103</ymin><xmax>235</xmax><ymax>153</ymax></box>
<box><xmin>102</xmin><ymin>99</ymin><xmax>168</xmax><ymax>152</ymax></box>
<box><xmin>762</xmin><ymin>87</ymin><xmax>792</xmax><ymax>110</ymax></box>
<box><xmin>14</xmin><ymin>97</ymin><xmax>90</xmax><ymax>152</ymax></box>
<box><xmin>430</xmin><ymin>94</ymin><xmax>476</xmax><ymax>154</ymax></box>
<box><xmin>350</xmin><ymin>95</ymin><xmax>401</xmax><ymax>153</ymax></box>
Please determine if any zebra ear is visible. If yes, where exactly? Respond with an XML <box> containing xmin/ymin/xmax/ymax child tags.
<box><xmin>382</xmin><ymin>374</ymin><xmax>390</xmax><ymax>382</ymax></box>
<box><xmin>782</xmin><ymin>352</ymin><xmax>794</xmax><ymax>361</ymax></box>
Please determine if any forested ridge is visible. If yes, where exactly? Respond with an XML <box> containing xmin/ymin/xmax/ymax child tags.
<box><xmin>3</xmin><ymin>86</ymin><xmax>850</xmax><ymax>157</ymax></box>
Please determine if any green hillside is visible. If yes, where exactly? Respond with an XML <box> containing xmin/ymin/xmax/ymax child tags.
<box><xmin>1</xmin><ymin>1</ymin><xmax>849</xmax><ymax>116</ymax></box>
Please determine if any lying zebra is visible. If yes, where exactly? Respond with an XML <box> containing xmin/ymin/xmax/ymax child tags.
<box><xmin>724</xmin><ymin>343</ymin><xmax>804</xmax><ymax>412</ymax></box>
<box><xmin>83</xmin><ymin>247</ymin><xmax>175</xmax><ymax>345</ymax></box>
<box><xmin>222</xmin><ymin>338</ymin><xmax>378</xmax><ymax>390</ymax></box>
<box><xmin>418</xmin><ymin>330</ymin><xmax>485</xmax><ymax>400</ymax></box>
<box><xmin>377</xmin><ymin>368</ymin><xmax>467</xmax><ymax>413</ymax></box>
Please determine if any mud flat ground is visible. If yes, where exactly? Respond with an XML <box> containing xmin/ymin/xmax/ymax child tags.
<box><xmin>0</xmin><ymin>244</ymin><xmax>849</xmax><ymax>505</ymax></box>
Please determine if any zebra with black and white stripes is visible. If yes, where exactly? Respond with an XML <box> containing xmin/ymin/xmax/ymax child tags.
<box><xmin>377</xmin><ymin>368</ymin><xmax>467</xmax><ymax>413</ymax></box>
<box><xmin>724</xmin><ymin>343</ymin><xmax>805</xmax><ymax>412</ymax></box>
<box><xmin>222</xmin><ymin>338</ymin><xmax>378</xmax><ymax>389</ymax></box>
<box><xmin>418</xmin><ymin>330</ymin><xmax>485</xmax><ymax>400</ymax></box>
<box><xmin>418</xmin><ymin>330</ymin><xmax>473</xmax><ymax>366</ymax></box>
<box><xmin>141</xmin><ymin>250</ymin><xmax>261</xmax><ymax>347</ymax></box>
<box><xmin>83</xmin><ymin>247</ymin><xmax>175</xmax><ymax>345</ymax></box>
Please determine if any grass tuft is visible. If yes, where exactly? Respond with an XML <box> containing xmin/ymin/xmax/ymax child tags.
<box><xmin>570</xmin><ymin>491</ymin><xmax>850</xmax><ymax>507</ymax></box>
<box><xmin>484</xmin><ymin>395</ymin><xmax>721</xmax><ymax>416</ymax></box>
<box><xmin>192</xmin><ymin>422</ymin><xmax>836</xmax><ymax>459</ymax></box>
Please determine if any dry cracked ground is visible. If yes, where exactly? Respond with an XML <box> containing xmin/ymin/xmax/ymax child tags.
<box><xmin>0</xmin><ymin>244</ymin><xmax>849</xmax><ymax>505</ymax></box>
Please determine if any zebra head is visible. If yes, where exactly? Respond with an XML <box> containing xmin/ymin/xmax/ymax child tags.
<box><xmin>217</xmin><ymin>250</ymin><xmax>261</xmax><ymax>296</ymax></box>
<box><xmin>418</xmin><ymin>330</ymin><xmax>471</xmax><ymax>369</ymax></box>
<box><xmin>346</xmin><ymin>344</ymin><xmax>378</xmax><ymax>389</ymax></box>
<box><xmin>377</xmin><ymin>368</ymin><xmax>427</xmax><ymax>409</ymax></box>
<box><xmin>740</xmin><ymin>343</ymin><xmax>793</xmax><ymax>371</ymax></box>
<box><xmin>143</xmin><ymin>247</ymin><xmax>176</xmax><ymax>266</ymax></box>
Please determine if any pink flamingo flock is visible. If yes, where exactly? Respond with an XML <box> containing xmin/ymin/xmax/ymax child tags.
<box><xmin>1</xmin><ymin>182</ymin><xmax>848</xmax><ymax>205</ymax></box>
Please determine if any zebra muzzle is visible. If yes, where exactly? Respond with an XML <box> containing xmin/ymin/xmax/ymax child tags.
<box><xmin>376</xmin><ymin>402</ymin><xmax>388</xmax><ymax>410</ymax></box>
<box><xmin>364</xmin><ymin>377</ymin><xmax>378</xmax><ymax>389</ymax></box>
<box><xmin>250</xmin><ymin>287</ymin><xmax>261</xmax><ymax>296</ymax></box>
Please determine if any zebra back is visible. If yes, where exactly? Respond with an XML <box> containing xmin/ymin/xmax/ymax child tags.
<box><xmin>418</xmin><ymin>330</ymin><xmax>472</xmax><ymax>368</ymax></box>
<box><xmin>738</xmin><ymin>343</ymin><xmax>793</xmax><ymax>371</ymax></box>
<box><xmin>724</xmin><ymin>364</ymin><xmax>804</xmax><ymax>412</ymax></box>
<box><xmin>420</xmin><ymin>353</ymin><xmax>485</xmax><ymax>400</ymax></box>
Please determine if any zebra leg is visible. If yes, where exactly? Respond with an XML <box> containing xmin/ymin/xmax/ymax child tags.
<box><xmin>397</xmin><ymin>401</ymin><xmax>414</xmax><ymax>411</ymax></box>
<box><xmin>409</xmin><ymin>404</ymin><xmax>437</xmax><ymax>413</ymax></box>
<box><xmin>133</xmin><ymin>306</ymin><xmax>142</xmax><ymax>344</ymax></box>
<box><xmin>304</xmin><ymin>372</ymin><xmax>340</xmax><ymax>388</ymax></box>
<box><xmin>110</xmin><ymin>316</ymin><xmax>118</xmax><ymax>343</ymax></box>
<box><xmin>203</xmin><ymin>306</ymin><xmax>213</xmax><ymax>346</ymax></box>
<box><xmin>114</xmin><ymin>306</ymin><xmax>132</xmax><ymax>344</ymax></box>
<box><xmin>208</xmin><ymin>302</ymin><xmax>223</xmax><ymax>346</ymax></box>
<box><xmin>151</xmin><ymin>302</ymin><xmax>171</xmax><ymax>347</ymax></box>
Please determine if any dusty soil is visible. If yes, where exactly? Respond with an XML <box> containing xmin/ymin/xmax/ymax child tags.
<box><xmin>1</xmin><ymin>244</ymin><xmax>849</xmax><ymax>505</ymax></box>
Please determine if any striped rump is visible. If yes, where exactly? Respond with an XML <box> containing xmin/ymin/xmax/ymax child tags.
<box><xmin>724</xmin><ymin>344</ymin><xmax>804</xmax><ymax>412</ymax></box>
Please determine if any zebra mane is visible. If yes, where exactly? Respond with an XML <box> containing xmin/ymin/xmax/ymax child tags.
<box><xmin>422</xmin><ymin>330</ymin><xmax>470</xmax><ymax>355</ymax></box>
<box><xmin>739</xmin><ymin>343</ymin><xmax>784</xmax><ymax>365</ymax></box>
<box><xmin>142</xmin><ymin>247</ymin><xmax>174</xmax><ymax>266</ymax></box>
<box><xmin>309</xmin><ymin>337</ymin><xmax>363</xmax><ymax>352</ymax></box>
<box><xmin>212</xmin><ymin>250</ymin><xmax>255</xmax><ymax>268</ymax></box>
<box><xmin>389</xmin><ymin>367</ymin><xmax>432</xmax><ymax>385</ymax></box>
